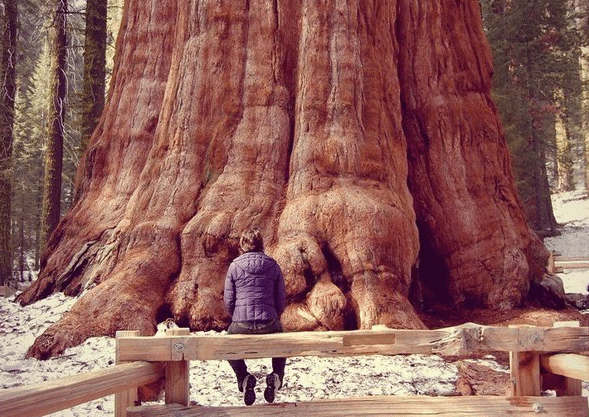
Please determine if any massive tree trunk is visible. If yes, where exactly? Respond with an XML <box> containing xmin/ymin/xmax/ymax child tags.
<box><xmin>18</xmin><ymin>0</ymin><xmax>548</xmax><ymax>359</ymax></box>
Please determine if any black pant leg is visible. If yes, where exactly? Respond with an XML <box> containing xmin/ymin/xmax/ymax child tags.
<box><xmin>271</xmin><ymin>357</ymin><xmax>286</xmax><ymax>380</ymax></box>
<box><xmin>227</xmin><ymin>322</ymin><xmax>253</xmax><ymax>390</ymax></box>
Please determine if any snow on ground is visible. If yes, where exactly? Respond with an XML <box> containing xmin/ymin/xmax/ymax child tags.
<box><xmin>545</xmin><ymin>189</ymin><xmax>589</xmax><ymax>294</ymax></box>
<box><xmin>1</xmin><ymin>189</ymin><xmax>588</xmax><ymax>416</ymax></box>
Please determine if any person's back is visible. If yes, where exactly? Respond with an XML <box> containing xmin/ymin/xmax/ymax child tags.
<box><xmin>224</xmin><ymin>251</ymin><xmax>284</xmax><ymax>323</ymax></box>
<box><xmin>224</xmin><ymin>228</ymin><xmax>286</xmax><ymax>406</ymax></box>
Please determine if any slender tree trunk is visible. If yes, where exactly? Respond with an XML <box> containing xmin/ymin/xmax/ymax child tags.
<box><xmin>80</xmin><ymin>0</ymin><xmax>107</xmax><ymax>156</ymax></box>
<box><xmin>524</xmin><ymin>49</ymin><xmax>558</xmax><ymax>235</ymax></box>
<box><xmin>579</xmin><ymin>40</ymin><xmax>589</xmax><ymax>189</ymax></box>
<box><xmin>555</xmin><ymin>113</ymin><xmax>575</xmax><ymax>192</ymax></box>
<box><xmin>584</xmin><ymin>49</ymin><xmax>589</xmax><ymax>190</ymax></box>
<box><xmin>40</xmin><ymin>0</ymin><xmax>68</xmax><ymax>252</ymax></box>
<box><xmin>19</xmin><ymin>214</ymin><xmax>24</xmax><ymax>282</ymax></box>
<box><xmin>18</xmin><ymin>0</ymin><xmax>550</xmax><ymax>360</ymax></box>
<box><xmin>0</xmin><ymin>0</ymin><xmax>17</xmax><ymax>287</ymax></box>
<box><xmin>569</xmin><ymin>0</ymin><xmax>589</xmax><ymax>189</ymax></box>
<box><xmin>530</xmin><ymin>122</ymin><xmax>557</xmax><ymax>234</ymax></box>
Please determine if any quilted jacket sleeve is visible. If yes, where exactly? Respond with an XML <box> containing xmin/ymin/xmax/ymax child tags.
<box><xmin>223</xmin><ymin>263</ymin><xmax>236</xmax><ymax>317</ymax></box>
<box><xmin>274</xmin><ymin>263</ymin><xmax>286</xmax><ymax>317</ymax></box>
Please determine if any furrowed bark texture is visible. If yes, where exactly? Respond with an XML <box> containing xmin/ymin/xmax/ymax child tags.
<box><xmin>398</xmin><ymin>0</ymin><xmax>547</xmax><ymax>309</ymax></box>
<box><xmin>18</xmin><ymin>0</ymin><xmax>547</xmax><ymax>359</ymax></box>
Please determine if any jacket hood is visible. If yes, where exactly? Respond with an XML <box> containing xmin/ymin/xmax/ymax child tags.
<box><xmin>233</xmin><ymin>252</ymin><xmax>276</xmax><ymax>275</ymax></box>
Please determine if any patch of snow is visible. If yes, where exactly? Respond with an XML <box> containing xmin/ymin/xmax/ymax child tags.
<box><xmin>545</xmin><ymin>189</ymin><xmax>589</xmax><ymax>294</ymax></box>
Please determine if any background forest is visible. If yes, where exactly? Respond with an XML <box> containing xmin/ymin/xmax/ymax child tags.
<box><xmin>0</xmin><ymin>0</ymin><xmax>588</xmax><ymax>287</ymax></box>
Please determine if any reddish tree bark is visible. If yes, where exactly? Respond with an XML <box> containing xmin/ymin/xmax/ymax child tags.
<box><xmin>398</xmin><ymin>0</ymin><xmax>547</xmax><ymax>309</ymax></box>
<box><xmin>18</xmin><ymin>0</ymin><xmax>548</xmax><ymax>359</ymax></box>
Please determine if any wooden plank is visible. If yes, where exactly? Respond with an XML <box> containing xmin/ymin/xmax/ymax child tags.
<box><xmin>544</xmin><ymin>321</ymin><xmax>589</xmax><ymax>352</ymax></box>
<box><xmin>509</xmin><ymin>325</ymin><xmax>541</xmax><ymax>397</ymax></box>
<box><xmin>541</xmin><ymin>355</ymin><xmax>586</xmax><ymax>395</ymax></box>
<box><xmin>541</xmin><ymin>320</ymin><xmax>583</xmax><ymax>396</ymax></box>
<box><xmin>165</xmin><ymin>328</ymin><xmax>190</xmax><ymax>406</ymax></box>
<box><xmin>555</xmin><ymin>256</ymin><xmax>589</xmax><ymax>262</ymax></box>
<box><xmin>116</xmin><ymin>324</ymin><xmax>589</xmax><ymax>362</ymax></box>
<box><xmin>510</xmin><ymin>351</ymin><xmax>541</xmax><ymax>396</ymax></box>
<box><xmin>554</xmin><ymin>261</ymin><xmax>589</xmax><ymax>270</ymax></box>
<box><xmin>0</xmin><ymin>361</ymin><xmax>163</xmax><ymax>417</ymax></box>
<box><xmin>342</xmin><ymin>332</ymin><xmax>395</xmax><ymax>346</ymax></box>
<box><xmin>126</xmin><ymin>396</ymin><xmax>589</xmax><ymax>416</ymax></box>
<box><xmin>118</xmin><ymin>335</ymin><xmax>174</xmax><ymax>361</ymax></box>
<box><xmin>552</xmin><ymin>253</ymin><xmax>589</xmax><ymax>271</ymax></box>
<box><xmin>115</xmin><ymin>330</ymin><xmax>142</xmax><ymax>417</ymax></box>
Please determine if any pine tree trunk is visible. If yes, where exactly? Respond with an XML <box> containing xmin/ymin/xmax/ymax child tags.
<box><xmin>19</xmin><ymin>0</ymin><xmax>549</xmax><ymax>359</ymax></box>
<box><xmin>576</xmin><ymin>0</ymin><xmax>589</xmax><ymax>190</ymax></box>
<box><xmin>40</xmin><ymin>0</ymin><xmax>68</xmax><ymax>252</ymax></box>
<box><xmin>80</xmin><ymin>0</ymin><xmax>107</xmax><ymax>155</ymax></box>
<box><xmin>0</xmin><ymin>0</ymin><xmax>17</xmax><ymax>287</ymax></box>
<box><xmin>555</xmin><ymin>114</ymin><xmax>575</xmax><ymax>192</ymax></box>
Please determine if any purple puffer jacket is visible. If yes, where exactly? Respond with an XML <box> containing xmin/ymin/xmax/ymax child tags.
<box><xmin>224</xmin><ymin>251</ymin><xmax>286</xmax><ymax>323</ymax></box>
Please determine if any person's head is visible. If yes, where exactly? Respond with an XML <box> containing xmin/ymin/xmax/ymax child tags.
<box><xmin>239</xmin><ymin>227</ymin><xmax>264</xmax><ymax>253</ymax></box>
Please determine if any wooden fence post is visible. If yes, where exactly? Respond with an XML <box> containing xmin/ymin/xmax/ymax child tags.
<box><xmin>541</xmin><ymin>321</ymin><xmax>583</xmax><ymax>396</ymax></box>
<box><xmin>165</xmin><ymin>328</ymin><xmax>190</xmax><ymax>406</ymax></box>
<box><xmin>509</xmin><ymin>325</ymin><xmax>541</xmax><ymax>396</ymax></box>
<box><xmin>115</xmin><ymin>330</ymin><xmax>141</xmax><ymax>417</ymax></box>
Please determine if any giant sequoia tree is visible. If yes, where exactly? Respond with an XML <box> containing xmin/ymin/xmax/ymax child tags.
<box><xmin>18</xmin><ymin>0</ymin><xmax>549</xmax><ymax>359</ymax></box>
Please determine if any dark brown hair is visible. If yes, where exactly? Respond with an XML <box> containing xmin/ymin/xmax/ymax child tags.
<box><xmin>239</xmin><ymin>227</ymin><xmax>264</xmax><ymax>253</ymax></box>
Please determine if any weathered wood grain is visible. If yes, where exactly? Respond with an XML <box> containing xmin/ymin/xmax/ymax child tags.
<box><xmin>126</xmin><ymin>396</ymin><xmax>589</xmax><ymax>417</ymax></box>
<box><xmin>116</xmin><ymin>324</ymin><xmax>589</xmax><ymax>362</ymax></box>
<box><xmin>0</xmin><ymin>361</ymin><xmax>163</xmax><ymax>417</ymax></box>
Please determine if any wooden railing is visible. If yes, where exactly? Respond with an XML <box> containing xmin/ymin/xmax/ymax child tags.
<box><xmin>0</xmin><ymin>361</ymin><xmax>163</xmax><ymax>417</ymax></box>
<box><xmin>549</xmin><ymin>252</ymin><xmax>589</xmax><ymax>273</ymax></box>
<box><xmin>1</xmin><ymin>322</ymin><xmax>588</xmax><ymax>416</ymax></box>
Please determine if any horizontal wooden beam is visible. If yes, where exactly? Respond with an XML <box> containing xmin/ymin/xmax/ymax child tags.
<box><xmin>541</xmin><ymin>353</ymin><xmax>589</xmax><ymax>381</ymax></box>
<box><xmin>115</xmin><ymin>324</ymin><xmax>589</xmax><ymax>362</ymax></box>
<box><xmin>127</xmin><ymin>395</ymin><xmax>589</xmax><ymax>416</ymax></box>
<box><xmin>554</xmin><ymin>256</ymin><xmax>589</xmax><ymax>262</ymax></box>
<box><xmin>0</xmin><ymin>361</ymin><xmax>164</xmax><ymax>417</ymax></box>
<box><xmin>554</xmin><ymin>260</ymin><xmax>589</xmax><ymax>269</ymax></box>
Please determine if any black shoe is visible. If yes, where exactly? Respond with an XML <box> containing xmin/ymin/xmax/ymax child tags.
<box><xmin>264</xmin><ymin>373</ymin><xmax>281</xmax><ymax>403</ymax></box>
<box><xmin>243</xmin><ymin>374</ymin><xmax>256</xmax><ymax>406</ymax></box>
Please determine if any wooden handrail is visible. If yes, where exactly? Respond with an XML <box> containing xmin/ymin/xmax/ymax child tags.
<box><xmin>0</xmin><ymin>361</ymin><xmax>163</xmax><ymax>417</ymax></box>
<box><xmin>115</xmin><ymin>324</ymin><xmax>589</xmax><ymax>362</ymax></box>
<box><xmin>126</xmin><ymin>396</ymin><xmax>589</xmax><ymax>417</ymax></box>
<box><xmin>554</xmin><ymin>256</ymin><xmax>589</xmax><ymax>262</ymax></box>
<box><xmin>552</xmin><ymin>254</ymin><xmax>589</xmax><ymax>270</ymax></box>
<box><xmin>2</xmin><ymin>323</ymin><xmax>588</xmax><ymax>416</ymax></box>
<box><xmin>541</xmin><ymin>353</ymin><xmax>589</xmax><ymax>381</ymax></box>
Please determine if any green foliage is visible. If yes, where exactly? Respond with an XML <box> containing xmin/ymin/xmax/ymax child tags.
<box><xmin>481</xmin><ymin>0</ymin><xmax>585</xmax><ymax>233</ymax></box>
<box><xmin>10</xmin><ymin>0</ymin><xmax>121</xmax><ymax>279</ymax></box>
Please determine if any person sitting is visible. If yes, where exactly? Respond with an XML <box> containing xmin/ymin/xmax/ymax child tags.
<box><xmin>224</xmin><ymin>227</ymin><xmax>287</xmax><ymax>406</ymax></box>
